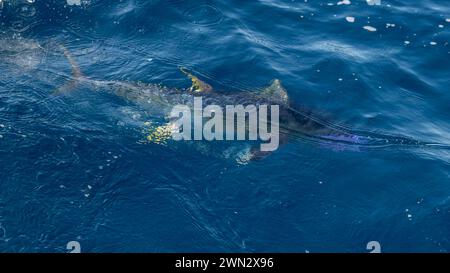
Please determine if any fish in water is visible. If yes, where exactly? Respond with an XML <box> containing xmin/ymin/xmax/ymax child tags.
<box><xmin>56</xmin><ymin>46</ymin><xmax>433</xmax><ymax>163</ymax></box>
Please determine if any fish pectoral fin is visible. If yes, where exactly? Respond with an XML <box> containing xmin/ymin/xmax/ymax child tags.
<box><xmin>261</xmin><ymin>79</ymin><xmax>289</xmax><ymax>104</ymax></box>
<box><xmin>179</xmin><ymin>67</ymin><xmax>213</xmax><ymax>93</ymax></box>
<box><xmin>248</xmin><ymin>133</ymin><xmax>288</xmax><ymax>161</ymax></box>
<box><xmin>248</xmin><ymin>147</ymin><xmax>273</xmax><ymax>161</ymax></box>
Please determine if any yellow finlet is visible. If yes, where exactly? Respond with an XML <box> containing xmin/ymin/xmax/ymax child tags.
<box><xmin>179</xmin><ymin>67</ymin><xmax>213</xmax><ymax>93</ymax></box>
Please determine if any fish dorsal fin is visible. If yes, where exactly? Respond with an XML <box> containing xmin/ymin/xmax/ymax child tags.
<box><xmin>261</xmin><ymin>79</ymin><xmax>289</xmax><ymax>104</ymax></box>
<box><xmin>179</xmin><ymin>67</ymin><xmax>213</xmax><ymax>93</ymax></box>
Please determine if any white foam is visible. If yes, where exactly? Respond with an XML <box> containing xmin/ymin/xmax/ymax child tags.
<box><xmin>366</xmin><ymin>0</ymin><xmax>381</xmax><ymax>5</ymax></box>
<box><xmin>66</xmin><ymin>0</ymin><xmax>81</xmax><ymax>6</ymax></box>
<box><xmin>363</xmin><ymin>26</ymin><xmax>377</xmax><ymax>32</ymax></box>
<box><xmin>345</xmin><ymin>16</ymin><xmax>355</xmax><ymax>23</ymax></box>
<box><xmin>337</xmin><ymin>0</ymin><xmax>351</xmax><ymax>5</ymax></box>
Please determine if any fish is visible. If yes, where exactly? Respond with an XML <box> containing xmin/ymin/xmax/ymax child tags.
<box><xmin>56</xmin><ymin>46</ymin><xmax>440</xmax><ymax>163</ymax></box>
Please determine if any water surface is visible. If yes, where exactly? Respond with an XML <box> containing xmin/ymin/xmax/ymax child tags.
<box><xmin>0</xmin><ymin>0</ymin><xmax>449</xmax><ymax>252</ymax></box>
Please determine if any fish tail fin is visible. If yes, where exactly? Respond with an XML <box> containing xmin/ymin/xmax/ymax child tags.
<box><xmin>54</xmin><ymin>45</ymin><xmax>83</xmax><ymax>94</ymax></box>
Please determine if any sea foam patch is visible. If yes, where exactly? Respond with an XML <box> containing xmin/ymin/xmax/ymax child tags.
<box><xmin>363</xmin><ymin>25</ymin><xmax>377</xmax><ymax>32</ymax></box>
<box><xmin>67</xmin><ymin>0</ymin><xmax>81</xmax><ymax>6</ymax></box>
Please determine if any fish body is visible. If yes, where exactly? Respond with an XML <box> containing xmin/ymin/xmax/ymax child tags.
<box><xmin>58</xmin><ymin>47</ymin><xmax>428</xmax><ymax>162</ymax></box>
<box><xmin>74</xmin><ymin>74</ymin><xmax>411</xmax><ymax>148</ymax></box>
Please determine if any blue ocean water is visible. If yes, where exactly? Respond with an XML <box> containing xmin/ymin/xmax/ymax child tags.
<box><xmin>0</xmin><ymin>0</ymin><xmax>449</xmax><ymax>253</ymax></box>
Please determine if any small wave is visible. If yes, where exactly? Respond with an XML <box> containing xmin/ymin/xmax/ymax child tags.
<box><xmin>182</xmin><ymin>4</ymin><xmax>223</xmax><ymax>26</ymax></box>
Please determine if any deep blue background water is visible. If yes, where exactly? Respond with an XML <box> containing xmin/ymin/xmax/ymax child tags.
<box><xmin>0</xmin><ymin>0</ymin><xmax>449</xmax><ymax>252</ymax></box>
